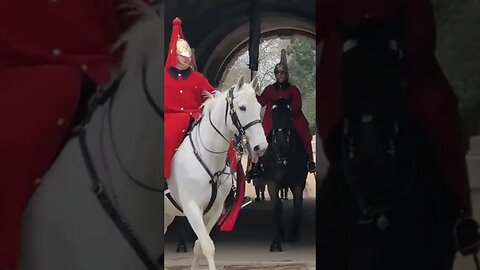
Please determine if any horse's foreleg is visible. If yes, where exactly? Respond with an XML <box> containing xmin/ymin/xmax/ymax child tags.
<box><xmin>191</xmin><ymin>205</ymin><xmax>223</xmax><ymax>270</ymax></box>
<box><xmin>267</xmin><ymin>183</ymin><xmax>284</xmax><ymax>252</ymax></box>
<box><xmin>289</xmin><ymin>185</ymin><xmax>304</xmax><ymax>242</ymax></box>
<box><xmin>183</xmin><ymin>201</ymin><xmax>217</xmax><ymax>270</ymax></box>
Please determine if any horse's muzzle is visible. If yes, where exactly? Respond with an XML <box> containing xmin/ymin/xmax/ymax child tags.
<box><xmin>253</xmin><ymin>143</ymin><xmax>267</xmax><ymax>156</ymax></box>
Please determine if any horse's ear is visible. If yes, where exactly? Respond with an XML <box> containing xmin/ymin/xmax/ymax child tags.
<box><xmin>254</xmin><ymin>83</ymin><xmax>261</xmax><ymax>95</ymax></box>
<box><xmin>251</xmin><ymin>76</ymin><xmax>258</xmax><ymax>88</ymax></box>
<box><xmin>236</xmin><ymin>75</ymin><xmax>245</xmax><ymax>91</ymax></box>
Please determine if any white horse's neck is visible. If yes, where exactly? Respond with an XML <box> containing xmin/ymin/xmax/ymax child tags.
<box><xmin>72</xmin><ymin>13</ymin><xmax>165</xmax><ymax>259</ymax></box>
<box><xmin>106</xmin><ymin>44</ymin><xmax>164</xmax><ymax>185</ymax></box>
<box><xmin>193</xmin><ymin>95</ymin><xmax>234</xmax><ymax>174</ymax></box>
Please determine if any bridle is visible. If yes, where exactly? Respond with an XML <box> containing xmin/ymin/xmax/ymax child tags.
<box><xmin>141</xmin><ymin>61</ymin><xmax>164</xmax><ymax>120</ymax></box>
<box><xmin>105</xmin><ymin>60</ymin><xmax>164</xmax><ymax>193</ymax></box>
<box><xmin>271</xmin><ymin>103</ymin><xmax>293</xmax><ymax>165</ymax></box>
<box><xmin>189</xmin><ymin>86</ymin><xmax>262</xmax><ymax>181</ymax></box>
<box><xmin>77</xmin><ymin>60</ymin><xmax>164</xmax><ymax>269</ymax></box>
<box><xmin>175</xmin><ymin>85</ymin><xmax>263</xmax><ymax>215</ymax></box>
<box><xmin>222</xmin><ymin>86</ymin><xmax>263</xmax><ymax>146</ymax></box>
<box><xmin>339</xmin><ymin>33</ymin><xmax>416</xmax><ymax>232</ymax></box>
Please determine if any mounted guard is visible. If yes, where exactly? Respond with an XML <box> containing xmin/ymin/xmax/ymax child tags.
<box><xmin>248</xmin><ymin>49</ymin><xmax>316</xmax><ymax>179</ymax></box>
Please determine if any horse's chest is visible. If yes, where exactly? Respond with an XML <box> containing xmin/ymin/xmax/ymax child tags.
<box><xmin>341</xmin><ymin>118</ymin><xmax>416</xmax><ymax>208</ymax></box>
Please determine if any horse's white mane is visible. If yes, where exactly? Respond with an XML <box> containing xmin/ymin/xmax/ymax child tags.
<box><xmin>200</xmin><ymin>82</ymin><xmax>256</xmax><ymax>114</ymax></box>
<box><xmin>200</xmin><ymin>90</ymin><xmax>228</xmax><ymax>114</ymax></box>
<box><xmin>112</xmin><ymin>0</ymin><xmax>163</xmax><ymax>72</ymax></box>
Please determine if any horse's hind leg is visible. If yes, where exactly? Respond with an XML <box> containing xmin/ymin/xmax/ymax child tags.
<box><xmin>183</xmin><ymin>202</ymin><xmax>217</xmax><ymax>270</ymax></box>
<box><xmin>288</xmin><ymin>185</ymin><xmax>304</xmax><ymax>242</ymax></box>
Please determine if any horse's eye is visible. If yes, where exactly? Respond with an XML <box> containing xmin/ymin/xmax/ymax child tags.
<box><xmin>239</xmin><ymin>105</ymin><xmax>246</xmax><ymax>111</ymax></box>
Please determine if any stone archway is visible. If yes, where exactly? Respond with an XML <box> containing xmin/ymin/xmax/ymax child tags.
<box><xmin>165</xmin><ymin>0</ymin><xmax>315</xmax><ymax>83</ymax></box>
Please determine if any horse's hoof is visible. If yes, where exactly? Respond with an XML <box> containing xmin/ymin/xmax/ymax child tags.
<box><xmin>255</xmin><ymin>197</ymin><xmax>260</xmax><ymax>202</ymax></box>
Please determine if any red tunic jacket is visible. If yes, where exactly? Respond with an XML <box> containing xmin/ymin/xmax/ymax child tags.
<box><xmin>164</xmin><ymin>68</ymin><xmax>216</xmax><ymax>178</ymax></box>
<box><xmin>258</xmin><ymin>83</ymin><xmax>312</xmax><ymax>145</ymax></box>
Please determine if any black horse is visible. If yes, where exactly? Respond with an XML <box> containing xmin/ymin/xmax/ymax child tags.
<box><xmin>258</xmin><ymin>97</ymin><xmax>309</xmax><ymax>252</ymax></box>
<box><xmin>316</xmin><ymin>18</ymin><xmax>461</xmax><ymax>270</ymax></box>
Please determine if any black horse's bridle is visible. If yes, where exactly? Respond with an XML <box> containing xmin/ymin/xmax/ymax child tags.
<box><xmin>271</xmin><ymin>103</ymin><xmax>293</xmax><ymax>165</ymax></box>
<box><xmin>272</xmin><ymin>128</ymin><xmax>292</xmax><ymax>165</ymax></box>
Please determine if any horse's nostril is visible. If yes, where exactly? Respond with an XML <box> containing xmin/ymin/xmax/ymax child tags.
<box><xmin>254</xmin><ymin>145</ymin><xmax>260</xmax><ymax>152</ymax></box>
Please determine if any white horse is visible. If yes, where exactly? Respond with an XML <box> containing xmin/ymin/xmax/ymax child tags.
<box><xmin>19</xmin><ymin>2</ymin><xmax>164</xmax><ymax>270</ymax></box>
<box><xmin>164</xmin><ymin>75</ymin><xmax>268</xmax><ymax>270</ymax></box>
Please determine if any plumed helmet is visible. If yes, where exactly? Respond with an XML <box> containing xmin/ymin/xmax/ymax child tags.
<box><xmin>166</xmin><ymin>17</ymin><xmax>194</xmax><ymax>68</ymax></box>
<box><xmin>274</xmin><ymin>49</ymin><xmax>289</xmax><ymax>75</ymax></box>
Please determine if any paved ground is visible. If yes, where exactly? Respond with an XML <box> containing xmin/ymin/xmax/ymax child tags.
<box><xmin>165</xmin><ymin>197</ymin><xmax>316</xmax><ymax>269</ymax></box>
<box><xmin>165</xmin><ymin>141</ymin><xmax>319</xmax><ymax>269</ymax></box>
